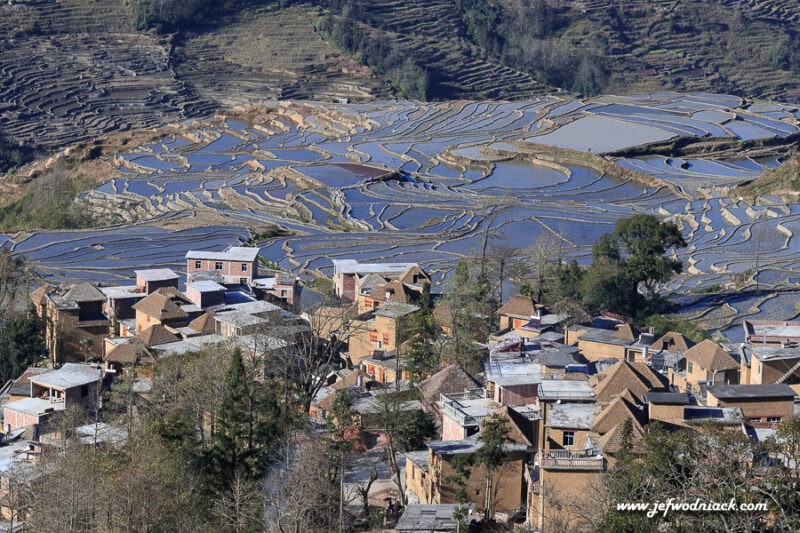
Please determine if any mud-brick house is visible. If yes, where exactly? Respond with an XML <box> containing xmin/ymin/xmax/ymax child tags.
<box><xmin>251</xmin><ymin>271</ymin><xmax>301</xmax><ymax>307</ymax></box>
<box><xmin>32</xmin><ymin>283</ymin><xmax>109</xmax><ymax>364</ymax></box>
<box><xmin>131</xmin><ymin>287</ymin><xmax>199</xmax><ymax>334</ymax></box>
<box><xmin>669</xmin><ymin>339</ymin><xmax>739</xmax><ymax>393</ymax></box>
<box><xmin>405</xmin><ymin>435</ymin><xmax>529</xmax><ymax>516</ymax></box>
<box><xmin>360</xmin><ymin>352</ymin><xmax>411</xmax><ymax>383</ymax></box>
<box><xmin>134</xmin><ymin>268</ymin><xmax>179</xmax><ymax>294</ymax></box>
<box><xmin>739</xmin><ymin>344</ymin><xmax>800</xmax><ymax>387</ymax></box>
<box><xmin>185</xmin><ymin>246</ymin><xmax>260</xmax><ymax>285</ymax></box>
<box><xmin>346</xmin><ymin>302</ymin><xmax>420</xmax><ymax>366</ymax></box>
<box><xmin>331</xmin><ymin>259</ymin><xmax>426</xmax><ymax>302</ymax></box>
<box><xmin>705</xmin><ymin>384</ymin><xmax>796</xmax><ymax>425</ymax></box>
<box><xmin>3</xmin><ymin>363</ymin><xmax>102</xmax><ymax>434</ymax></box>
<box><xmin>416</xmin><ymin>364</ymin><xmax>480</xmax><ymax>423</ymax></box>
<box><xmin>566</xmin><ymin>323</ymin><xmax>639</xmax><ymax>363</ymax></box>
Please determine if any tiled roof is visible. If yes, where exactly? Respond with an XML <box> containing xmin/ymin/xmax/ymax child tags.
<box><xmin>651</xmin><ymin>331</ymin><xmax>694</xmax><ymax>353</ymax></box>
<box><xmin>137</xmin><ymin>324</ymin><xmax>180</xmax><ymax>347</ymax></box>
<box><xmin>374</xmin><ymin>301</ymin><xmax>419</xmax><ymax>319</ymax></box>
<box><xmin>592</xmin><ymin>390</ymin><xmax>646</xmax><ymax>434</ymax></box>
<box><xmin>63</xmin><ymin>282</ymin><xmax>106</xmax><ymax>303</ymax></box>
<box><xmin>132</xmin><ymin>288</ymin><xmax>189</xmax><ymax>322</ymax></box>
<box><xmin>30</xmin><ymin>283</ymin><xmax>53</xmax><ymax>306</ymax></box>
<box><xmin>496</xmin><ymin>294</ymin><xmax>537</xmax><ymax>318</ymax></box>
<box><xmin>598</xmin><ymin>418</ymin><xmax>645</xmax><ymax>454</ymax></box>
<box><xmin>105</xmin><ymin>340</ymin><xmax>153</xmax><ymax>365</ymax></box>
<box><xmin>685</xmin><ymin>340</ymin><xmax>738</xmax><ymax>371</ymax></box>
<box><xmin>417</xmin><ymin>364</ymin><xmax>480</xmax><ymax>405</ymax></box>
<box><xmin>591</xmin><ymin>361</ymin><xmax>668</xmax><ymax>404</ymax></box>
<box><xmin>188</xmin><ymin>312</ymin><xmax>217</xmax><ymax>335</ymax></box>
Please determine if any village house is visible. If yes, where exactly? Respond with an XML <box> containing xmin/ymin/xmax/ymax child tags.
<box><xmin>439</xmin><ymin>388</ymin><xmax>501</xmax><ymax>440</ymax></box>
<box><xmin>405</xmin><ymin>434</ymin><xmax>529</xmax><ymax>516</ymax></box>
<box><xmin>251</xmin><ymin>270</ymin><xmax>301</xmax><ymax>307</ymax></box>
<box><xmin>566</xmin><ymin>323</ymin><xmax>640</xmax><ymax>363</ymax></box>
<box><xmin>131</xmin><ymin>287</ymin><xmax>199</xmax><ymax>334</ymax></box>
<box><xmin>31</xmin><ymin>283</ymin><xmax>109</xmax><ymax>364</ymax></box>
<box><xmin>738</xmin><ymin>343</ymin><xmax>800</xmax><ymax>387</ymax></box>
<box><xmin>705</xmin><ymin>384</ymin><xmax>796</xmax><ymax>425</ymax></box>
<box><xmin>416</xmin><ymin>364</ymin><xmax>480</xmax><ymax>423</ymax></box>
<box><xmin>346</xmin><ymin>301</ymin><xmax>420</xmax><ymax>366</ymax></box>
<box><xmin>742</xmin><ymin>319</ymin><xmax>800</xmax><ymax>346</ymax></box>
<box><xmin>495</xmin><ymin>295</ymin><xmax>566</xmax><ymax>340</ymax></box>
<box><xmin>669</xmin><ymin>339</ymin><xmax>739</xmax><ymax>393</ymax></box>
<box><xmin>134</xmin><ymin>268</ymin><xmax>179</xmax><ymax>294</ymax></box>
<box><xmin>360</xmin><ymin>352</ymin><xmax>411</xmax><ymax>383</ymax></box>
<box><xmin>185</xmin><ymin>246</ymin><xmax>260</xmax><ymax>285</ymax></box>
<box><xmin>331</xmin><ymin>259</ymin><xmax>426</xmax><ymax>301</ymax></box>
<box><xmin>3</xmin><ymin>364</ymin><xmax>102</xmax><ymax>435</ymax></box>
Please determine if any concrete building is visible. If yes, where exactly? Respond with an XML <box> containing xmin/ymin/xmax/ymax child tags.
<box><xmin>186</xmin><ymin>247</ymin><xmax>260</xmax><ymax>285</ymax></box>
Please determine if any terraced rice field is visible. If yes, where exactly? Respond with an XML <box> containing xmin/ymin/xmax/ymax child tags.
<box><xmin>7</xmin><ymin>93</ymin><xmax>800</xmax><ymax>339</ymax></box>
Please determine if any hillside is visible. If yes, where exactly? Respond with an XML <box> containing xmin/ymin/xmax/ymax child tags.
<box><xmin>3</xmin><ymin>0</ymin><xmax>800</xmax><ymax>173</ymax></box>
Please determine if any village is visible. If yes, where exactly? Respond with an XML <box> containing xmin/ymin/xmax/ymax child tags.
<box><xmin>0</xmin><ymin>241</ymin><xmax>797</xmax><ymax>532</ymax></box>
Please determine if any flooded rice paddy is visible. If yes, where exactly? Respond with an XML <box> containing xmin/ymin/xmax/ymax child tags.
<box><xmin>6</xmin><ymin>92</ymin><xmax>800</xmax><ymax>337</ymax></box>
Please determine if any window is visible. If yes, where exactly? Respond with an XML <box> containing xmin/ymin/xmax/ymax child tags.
<box><xmin>240</xmin><ymin>278</ymin><xmax>248</xmax><ymax>285</ymax></box>
<box><xmin>280</xmin><ymin>289</ymin><xmax>287</xmax><ymax>297</ymax></box>
<box><xmin>241</xmin><ymin>263</ymin><xmax>248</xmax><ymax>272</ymax></box>
<box><xmin>688</xmin><ymin>362</ymin><xmax>694</xmax><ymax>374</ymax></box>
<box><xmin>369</xmin><ymin>332</ymin><xmax>378</xmax><ymax>342</ymax></box>
<box><xmin>562</xmin><ymin>431</ymin><xmax>575</xmax><ymax>447</ymax></box>
<box><xmin>383</xmin><ymin>333</ymin><xmax>390</xmax><ymax>343</ymax></box>
<box><xmin>215</xmin><ymin>261</ymin><xmax>223</xmax><ymax>270</ymax></box>
<box><xmin>80</xmin><ymin>385</ymin><xmax>88</xmax><ymax>397</ymax></box>
<box><xmin>377</xmin><ymin>340</ymin><xmax>383</xmax><ymax>349</ymax></box>
<box><xmin>194</xmin><ymin>260</ymin><xmax>201</xmax><ymax>269</ymax></box>
<box><xmin>767</xmin><ymin>417</ymin><xmax>781</xmax><ymax>423</ymax></box>
<box><xmin>750</xmin><ymin>417</ymin><xmax>761</xmax><ymax>423</ymax></box>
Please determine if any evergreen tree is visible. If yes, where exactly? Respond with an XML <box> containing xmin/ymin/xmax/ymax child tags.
<box><xmin>476</xmin><ymin>414</ymin><xmax>510</xmax><ymax>520</ymax></box>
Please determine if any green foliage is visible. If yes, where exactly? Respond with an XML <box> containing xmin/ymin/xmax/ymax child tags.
<box><xmin>644</xmin><ymin>314</ymin><xmax>711</xmax><ymax>343</ymax></box>
<box><xmin>0</xmin><ymin>136</ymin><xmax>34</xmax><ymax>173</ymax></box>
<box><xmin>130</xmin><ymin>0</ymin><xmax>249</xmax><ymax>32</ymax></box>
<box><xmin>208</xmin><ymin>348</ymin><xmax>283</xmax><ymax>487</ymax></box>
<box><xmin>326</xmin><ymin>389</ymin><xmax>361</xmax><ymax>454</ymax></box>
<box><xmin>0</xmin><ymin>307</ymin><xmax>45</xmax><ymax>383</ymax></box>
<box><xmin>395</xmin><ymin>410</ymin><xmax>436</xmax><ymax>451</ymax></box>
<box><xmin>584</xmin><ymin>214</ymin><xmax>685</xmax><ymax>318</ymax></box>
<box><xmin>316</xmin><ymin>8</ymin><xmax>428</xmax><ymax>99</ymax></box>
<box><xmin>440</xmin><ymin>260</ymin><xmax>495</xmax><ymax>374</ymax></box>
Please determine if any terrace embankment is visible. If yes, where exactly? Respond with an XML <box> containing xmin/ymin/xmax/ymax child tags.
<box><xmin>443</xmin><ymin>141</ymin><xmax>688</xmax><ymax>199</ymax></box>
<box><xmin>605</xmin><ymin>131</ymin><xmax>800</xmax><ymax>161</ymax></box>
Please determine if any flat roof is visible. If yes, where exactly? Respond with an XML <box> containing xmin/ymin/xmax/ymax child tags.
<box><xmin>683</xmin><ymin>406</ymin><xmax>743</xmax><ymax>425</ymax></box>
<box><xmin>134</xmin><ymin>268</ymin><xmax>178</xmax><ymax>282</ymax></box>
<box><xmin>226</xmin><ymin>300</ymin><xmax>282</xmax><ymax>315</ymax></box>
<box><xmin>4</xmin><ymin>397</ymin><xmax>65</xmax><ymax>416</ymax></box>
<box><xmin>99</xmin><ymin>286</ymin><xmax>148</xmax><ymax>300</ymax></box>
<box><xmin>331</xmin><ymin>259</ymin><xmax>418</xmax><ymax>274</ymax></box>
<box><xmin>578</xmin><ymin>327</ymin><xmax>633</xmax><ymax>346</ymax></box>
<box><xmin>749</xmin><ymin>345</ymin><xmax>800</xmax><ymax>362</ymax></box>
<box><xmin>215</xmin><ymin>310</ymin><xmax>267</xmax><ymax>328</ymax></box>
<box><xmin>31</xmin><ymin>363</ymin><xmax>100</xmax><ymax>390</ymax></box>
<box><xmin>744</xmin><ymin>319</ymin><xmax>800</xmax><ymax>340</ymax></box>
<box><xmin>396</xmin><ymin>504</ymin><xmax>474</xmax><ymax>532</ymax></box>
<box><xmin>645</xmin><ymin>391</ymin><xmax>692</xmax><ymax>405</ymax></box>
<box><xmin>185</xmin><ymin>246</ymin><xmax>260</xmax><ymax>262</ymax></box>
<box><xmin>187</xmin><ymin>280</ymin><xmax>227</xmax><ymax>293</ymax></box>
<box><xmin>538</xmin><ymin>379</ymin><xmax>595</xmax><ymax>400</ymax></box>
<box><xmin>707</xmin><ymin>384</ymin><xmax>796</xmax><ymax>400</ymax></box>
<box><xmin>547</xmin><ymin>403</ymin><xmax>596</xmax><ymax>429</ymax></box>
<box><xmin>426</xmin><ymin>435</ymin><xmax>528</xmax><ymax>455</ymax></box>
<box><xmin>150</xmin><ymin>334</ymin><xmax>229</xmax><ymax>357</ymax></box>
<box><xmin>374</xmin><ymin>301</ymin><xmax>420</xmax><ymax>318</ymax></box>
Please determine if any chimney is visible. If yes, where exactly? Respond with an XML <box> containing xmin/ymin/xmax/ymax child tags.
<box><xmin>535</xmin><ymin>308</ymin><xmax>542</xmax><ymax>319</ymax></box>
<box><xmin>357</xmin><ymin>374</ymin><xmax>363</xmax><ymax>389</ymax></box>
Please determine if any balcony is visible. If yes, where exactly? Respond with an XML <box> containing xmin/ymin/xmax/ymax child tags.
<box><xmin>539</xmin><ymin>449</ymin><xmax>604</xmax><ymax>471</ymax></box>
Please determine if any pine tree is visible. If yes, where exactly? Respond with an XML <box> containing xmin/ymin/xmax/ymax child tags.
<box><xmin>211</xmin><ymin>348</ymin><xmax>258</xmax><ymax>485</ymax></box>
